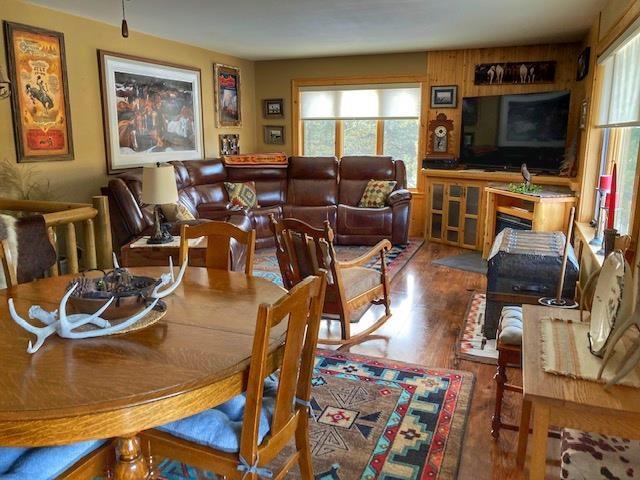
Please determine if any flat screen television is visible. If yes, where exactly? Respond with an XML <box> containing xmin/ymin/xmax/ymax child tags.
<box><xmin>460</xmin><ymin>91</ymin><xmax>570</xmax><ymax>173</ymax></box>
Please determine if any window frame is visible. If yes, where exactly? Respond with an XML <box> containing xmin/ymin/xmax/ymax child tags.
<box><xmin>292</xmin><ymin>76</ymin><xmax>427</xmax><ymax>193</ymax></box>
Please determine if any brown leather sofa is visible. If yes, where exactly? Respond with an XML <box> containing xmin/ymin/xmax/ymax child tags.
<box><xmin>103</xmin><ymin>155</ymin><xmax>411</xmax><ymax>251</ymax></box>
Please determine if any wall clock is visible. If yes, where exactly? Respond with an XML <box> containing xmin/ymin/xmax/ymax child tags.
<box><xmin>429</xmin><ymin>113</ymin><xmax>454</xmax><ymax>154</ymax></box>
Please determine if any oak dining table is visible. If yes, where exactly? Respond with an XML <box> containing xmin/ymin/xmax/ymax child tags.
<box><xmin>0</xmin><ymin>266</ymin><xmax>287</xmax><ymax>479</ymax></box>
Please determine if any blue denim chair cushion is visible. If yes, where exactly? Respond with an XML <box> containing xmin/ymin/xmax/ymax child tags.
<box><xmin>0</xmin><ymin>440</ymin><xmax>105</xmax><ymax>480</ymax></box>
<box><xmin>159</xmin><ymin>377</ymin><xmax>278</xmax><ymax>453</ymax></box>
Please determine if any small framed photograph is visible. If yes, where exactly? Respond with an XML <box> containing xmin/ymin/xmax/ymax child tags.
<box><xmin>264</xmin><ymin>125</ymin><xmax>284</xmax><ymax>145</ymax></box>
<box><xmin>219</xmin><ymin>134</ymin><xmax>239</xmax><ymax>155</ymax></box>
<box><xmin>431</xmin><ymin>85</ymin><xmax>457</xmax><ymax>108</ymax></box>
<box><xmin>263</xmin><ymin>98</ymin><xmax>284</xmax><ymax>118</ymax></box>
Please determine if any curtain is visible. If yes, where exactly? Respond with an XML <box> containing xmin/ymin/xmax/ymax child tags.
<box><xmin>597</xmin><ymin>27</ymin><xmax>640</xmax><ymax>127</ymax></box>
<box><xmin>300</xmin><ymin>84</ymin><xmax>421</xmax><ymax>120</ymax></box>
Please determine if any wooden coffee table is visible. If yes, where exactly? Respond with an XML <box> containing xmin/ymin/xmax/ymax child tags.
<box><xmin>121</xmin><ymin>235</ymin><xmax>208</xmax><ymax>267</ymax></box>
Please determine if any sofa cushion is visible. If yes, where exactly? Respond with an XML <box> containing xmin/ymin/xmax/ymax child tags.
<box><xmin>338</xmin><ymin>204</ymin><xmax>393</xmax><ymax>236</ymax></box>
<box><xmin>358</xmin><ymin>180</ymin><xmax>397</xmax><ymax>208</ymax></box>
<box><xmin>0</xmin><ymin>440</ymin><xmax>105</xmax><ymax>479</ymax></box>
<box><xmin>283</xmin><ymin>205</ymin><xmax>337</xmax><ymax>231</ymax></box>
<box><xmin>339</xmin><ymin>156</ymin><xmax>396</xmax><ymax>206</ymax></box>
<box><xmin>161</xmin><ymin>201</ymin><xmax>196</xmax><ymax>222</ymax></box>
<box><xmin>224</xmin><ymin>182</ymin><xmax>259</xmax><ymax>208</ymax></box>
<box><xmin>287</xmin><ymin>156</ymin><xmax>338</xmax><ymax>206</ymax></box>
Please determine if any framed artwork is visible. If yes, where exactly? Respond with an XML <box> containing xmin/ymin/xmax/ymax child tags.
<box><xmin>3</xmin><ymin>21</ymin><xmax>74</xmax><ymax>162</ymax></box>
<box><xmin>430</xmin><ymin>85</ymin><xmax>457</xmax><ymax>108</ymax></box>
<box><xmin>98</xmin><ymin>51</ymin><xmax>204</xmax><ymax>173</ymax></box>
<box><xmin>474</xmin><ymin>61</ymin><xmax>556</xmax><ymax>85</ymax></box>
<box><xmin>577</xmin><ymin>47</ymin><xmax>590</xmax><ymax>81</ymax></box>
<box><xmin>214</xmin><ymin>63</ymin><xmax>241</xmax><ymax>127</ymax></box>
<box><xmin>263</xmin><ymin>98</ymin><xmax>284</xmax><ymax>118</ymax></box>
<box><xmin>219</xmin><ymin>134</ymin><xmax>240</xmax><ymax>155</ymax></box>
<box><xmin>263</xmin><ymin>125</ymin><xmax>284</xmax><ymax>145</ymax></box>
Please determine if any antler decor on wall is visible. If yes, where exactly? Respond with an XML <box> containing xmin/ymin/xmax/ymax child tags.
<box><xmin>9</xmin><ymin>254</ymin><xmax>188</xmax><ymax>353</ymax></box>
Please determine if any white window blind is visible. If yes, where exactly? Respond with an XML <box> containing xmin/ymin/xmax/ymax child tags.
<box><xmin>597</xmin><ymin>24</ymin><xmax>640</xmax><ymax>127</ymax></box>
<box><xmin>300</xmin><ymin>84</ymin><xmax>421</xmax><ymax>120</ymax></box>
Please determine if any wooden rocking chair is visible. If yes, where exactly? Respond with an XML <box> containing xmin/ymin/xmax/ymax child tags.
<box><xmin>270</xmin><ymin>216</ymin><xmax>392</xmax><ymax>345</ymax></box>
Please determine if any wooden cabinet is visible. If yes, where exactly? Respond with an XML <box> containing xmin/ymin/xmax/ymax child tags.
<box><xmin>426</xmin><ymin>178</ymin><xmax>485</xmax><ymax>250</ymax></box>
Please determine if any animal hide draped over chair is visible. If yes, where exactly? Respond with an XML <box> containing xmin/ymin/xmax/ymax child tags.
<box><xmin>0</xmin><ymin>214</ymin><xmax>57</xmax><ymax>288</ymax></box>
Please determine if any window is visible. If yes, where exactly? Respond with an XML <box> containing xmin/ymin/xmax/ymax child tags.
<box><xmin>303</xmin><ymin>120</ymin><xmax>336</xmax><ymax>157</ymax></box>
<box><xmin>299</xmin><ymin>85</ymin><xmax>421</xmax><ymax>188</ymax></box>
<box><xmin>596</xmin><ymin>23</ymin><xmax>640</xmax><ymax>235</ymax></box>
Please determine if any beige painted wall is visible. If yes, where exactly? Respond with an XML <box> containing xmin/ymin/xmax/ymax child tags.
<box><xmin>254</xmin><ymin>52</ymin><xmax>428</xmax><ymax>154</ymax></box>
<box><xmin>600</xmin><ymin>0</ymin><xmax>635</xmax><ymax>40</ymax></box>
<box><xmin>0</xmin><ymin>0</ymin><xmax>256</xmax><ymax>203</ymax></box>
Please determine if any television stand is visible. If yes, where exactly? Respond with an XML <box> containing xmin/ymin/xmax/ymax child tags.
<box><xmin>481</xmin><ymin>185</ymin><xmax>576</xmax><ymax>258</ymax></box>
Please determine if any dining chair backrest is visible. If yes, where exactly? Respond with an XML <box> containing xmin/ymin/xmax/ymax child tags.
<box><xmin>0</xmin><ymin>239</ymin><xmax>17</xmax><ymax>288</ymax></box>
<box><xmin>179</xmin><ymin>221</ymin><xmax>256</xmax><ymax>275</ymax></box>
<box><xmin>239</xmin><ymin>271</ymin><xmax>327</xmax><ymax>467</ymax></box>
<box><xmin>270</xmin><ymin>216</ymin><xmax>339</xmax><ymax>290</ymax></box>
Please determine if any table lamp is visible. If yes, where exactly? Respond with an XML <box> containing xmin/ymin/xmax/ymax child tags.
<box><xmin>141</xmin><ymin>163</ymin><xmax>178</xmax><ymax>244</ymax></box>
<box><xmin>590</xmin><ymin>174</ymin><xmax>612</xmax><ymax>248</ymax></box>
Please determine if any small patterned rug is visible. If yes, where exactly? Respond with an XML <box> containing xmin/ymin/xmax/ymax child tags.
<box><xmin>252</xmin><ymin>239</ymin><xmax>424</xmax><ymax>287</ymax></box>
<box><xmin>132</xmin><ymin>350</ymin><xmax>473</xmax><ymax>480</ymax></box>
<box><xmin>456</xmin><ymin>292</ymin><xmax>498</xmax><ymax>365</ymax></box>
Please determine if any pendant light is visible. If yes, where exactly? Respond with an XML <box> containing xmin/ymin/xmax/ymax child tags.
<box><xmin>121</xmin><ymin>0</ymin><xmax>129</xmax><ymax>38</ymax></box>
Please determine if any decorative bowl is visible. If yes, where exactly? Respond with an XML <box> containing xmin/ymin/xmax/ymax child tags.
<box><xmin>67</xmin><ymin>269</ymin><xmax>160</xmax><ymax>320</ymax></box>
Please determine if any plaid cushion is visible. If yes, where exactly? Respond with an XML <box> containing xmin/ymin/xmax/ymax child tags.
<box><xmin>358</xmin><ymin>180</ymin><xmax>397</xmax><ymax>208</ymax></box>
<box><xmin>224</xmin><ymin>181</ymin><xmax>259</xmax><ymax>208</ymax></box>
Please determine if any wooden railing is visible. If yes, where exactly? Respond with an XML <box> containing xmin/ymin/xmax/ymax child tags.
<box><xmin>0</xmin><ymin>196</ymin><xmax>113</xmax><ymax>275</ymax></box>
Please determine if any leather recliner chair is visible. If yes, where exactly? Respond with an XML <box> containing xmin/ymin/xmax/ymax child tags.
<box><xmin>102</xmin><ymin>156</ymin><xmax>412</xmax><ymax>251</ymax></box>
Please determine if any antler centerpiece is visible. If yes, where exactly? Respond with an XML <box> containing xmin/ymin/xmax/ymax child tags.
<box><xmin>8</xmin><ymin>253</ymin><xmax>188</xmax><ymax>354</ymax></box>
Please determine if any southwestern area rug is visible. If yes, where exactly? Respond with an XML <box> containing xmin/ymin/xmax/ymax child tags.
<box><xmin>127</xmin><ymin>350</ymin><xmax>474</xmax><ymax>480</ymax></box>
<box><xmin>252</xmin><ymin>239</ymin><xmax>424</xmax><ymax>288</ymax></box>
<box><xmin>456</xmin><ymin>292</ymin><xmax>498</xmax><ymax>364</ymax></box>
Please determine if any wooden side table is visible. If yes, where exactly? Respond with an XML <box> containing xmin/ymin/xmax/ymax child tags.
<box><xmin>517</xmin><ymin>305</ymin><xmax>640</xmax><ymax>479</ymax></box>
<box><xmin>120</xmin><ymin>236</ymin><xmax>208</xmax><ymax>268</ymax></box>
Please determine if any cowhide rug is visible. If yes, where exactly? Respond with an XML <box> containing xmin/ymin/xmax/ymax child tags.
<box><xmin>0</xmin><ymin>214</ymin><xmax>18</xmax><ymax>289</ymax></box>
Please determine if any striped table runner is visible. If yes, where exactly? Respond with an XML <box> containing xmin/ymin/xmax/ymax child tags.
<box><xmin>540</xmin><ymin>317</ymin><xmax>640</xmax><ymax>388</ymax></box>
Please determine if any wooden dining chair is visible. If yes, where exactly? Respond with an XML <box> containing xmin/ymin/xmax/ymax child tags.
<box><xmin>0</xmin><ymin>238</ymin><xmax>18</xmax><ymax>288</ymax></box>
<box><xmin>141</xmin><ymin>272</ymin><xmax>327</xmax><ymax>479</ymax></box>
<box><xmin>179</xmin><ymin>221</ymin><xmax>256</xmax><ymax>275</ymax></box>
<box><xmin>270</xmin><ymin>216</ymin><xmax>391</xmax><ymax>346</ymax></box>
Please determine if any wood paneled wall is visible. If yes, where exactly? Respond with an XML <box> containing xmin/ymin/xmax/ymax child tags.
<box><xmin>425</xmin><ymin>44</ymin><xmax>583</xmax><ymax>160</ymax></box>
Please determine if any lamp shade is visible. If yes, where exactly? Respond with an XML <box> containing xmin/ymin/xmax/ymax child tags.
<box><xmin>141</xmin><ymin>164</ymin><xmax>178</xmax><ymax>205</ymax></box>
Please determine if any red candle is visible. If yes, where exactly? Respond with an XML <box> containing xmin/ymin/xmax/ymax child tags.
<box><xmin>599</xmin><ymin>174</ymin><xmax>612</xmax><ymax>193</ymax></box>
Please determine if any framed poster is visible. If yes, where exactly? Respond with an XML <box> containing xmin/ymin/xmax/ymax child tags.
<box><xmin>214</xmin><ymin>63</ymin><xmax>241</xmax><ymax>127</ymax></box>
<box><xmin>474</xmin><ymin>61</ymin><xmax>556</xmax><ymax>85</ymax></box>
<box><xmin>98</xmin><ymin>51</ymin><xmax>204</xmax><ymax>173</ymax></box>
<box><xmin>3</xmin><ymin>21</ymin><xmax>74</xmax><ymax>162</ymax></box>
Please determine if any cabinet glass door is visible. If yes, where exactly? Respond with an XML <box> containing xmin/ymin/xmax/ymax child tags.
<box><xmin>429</xmin><ymin>183</ymin><xmax>445</xmax><ymax>241</ymax></box>
<box><xmin>445</xmin><ymin>184</ymin><xmax>462</xmax><ymax>245</ymax></box>
<box><xmin>461</xmin><ymin>184</ymin><xmax>482</xmax><ymax>249</ymax></box>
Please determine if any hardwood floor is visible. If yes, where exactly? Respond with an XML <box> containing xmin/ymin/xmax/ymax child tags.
<box><xmin>325</xmin><ymin>241</ymin><xmax>533</xmax><ymax>480</ymax></box>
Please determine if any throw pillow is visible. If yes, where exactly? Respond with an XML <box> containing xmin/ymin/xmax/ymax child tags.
<box><xmin>358</xmin><ymin>180</ymin><xmax>397</xmax><ymax>208</ymax></box>
<box><xmin>161</xmin><ymin>201</ymin><xmax>196</xmax><ymax>222</ymax></box>
<box><xmin>224</xmin><ymin>181</ymin><xmax>259</xmax><ymax>209</ymax></box>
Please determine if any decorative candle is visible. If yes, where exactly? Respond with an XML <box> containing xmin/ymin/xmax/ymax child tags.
<box><xmin>599</xmin><ymin>174</ymin><xmax>612</xmax><ymax>193</ymax></box>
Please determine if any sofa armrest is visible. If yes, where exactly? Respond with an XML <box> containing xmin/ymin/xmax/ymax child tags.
<box><xmin>389</xmin><ymin>189</ymin><xmax>411</xmax><ymax>245</ymax></box>
<box><xmin>388</xmin><ymin>189</ymin><xmax>412</xmax><ymax>206</ymax></box>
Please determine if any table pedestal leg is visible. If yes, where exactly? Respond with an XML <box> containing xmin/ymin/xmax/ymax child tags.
<box><xmin>528</xmin><ymin>404</ymin><xmax>550</xmax><ymax>480</ymax></box>
<box><xmin>114</xmin><ymin>435</ymin><xmax>150</xmax><ymax>480</ymax></box>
